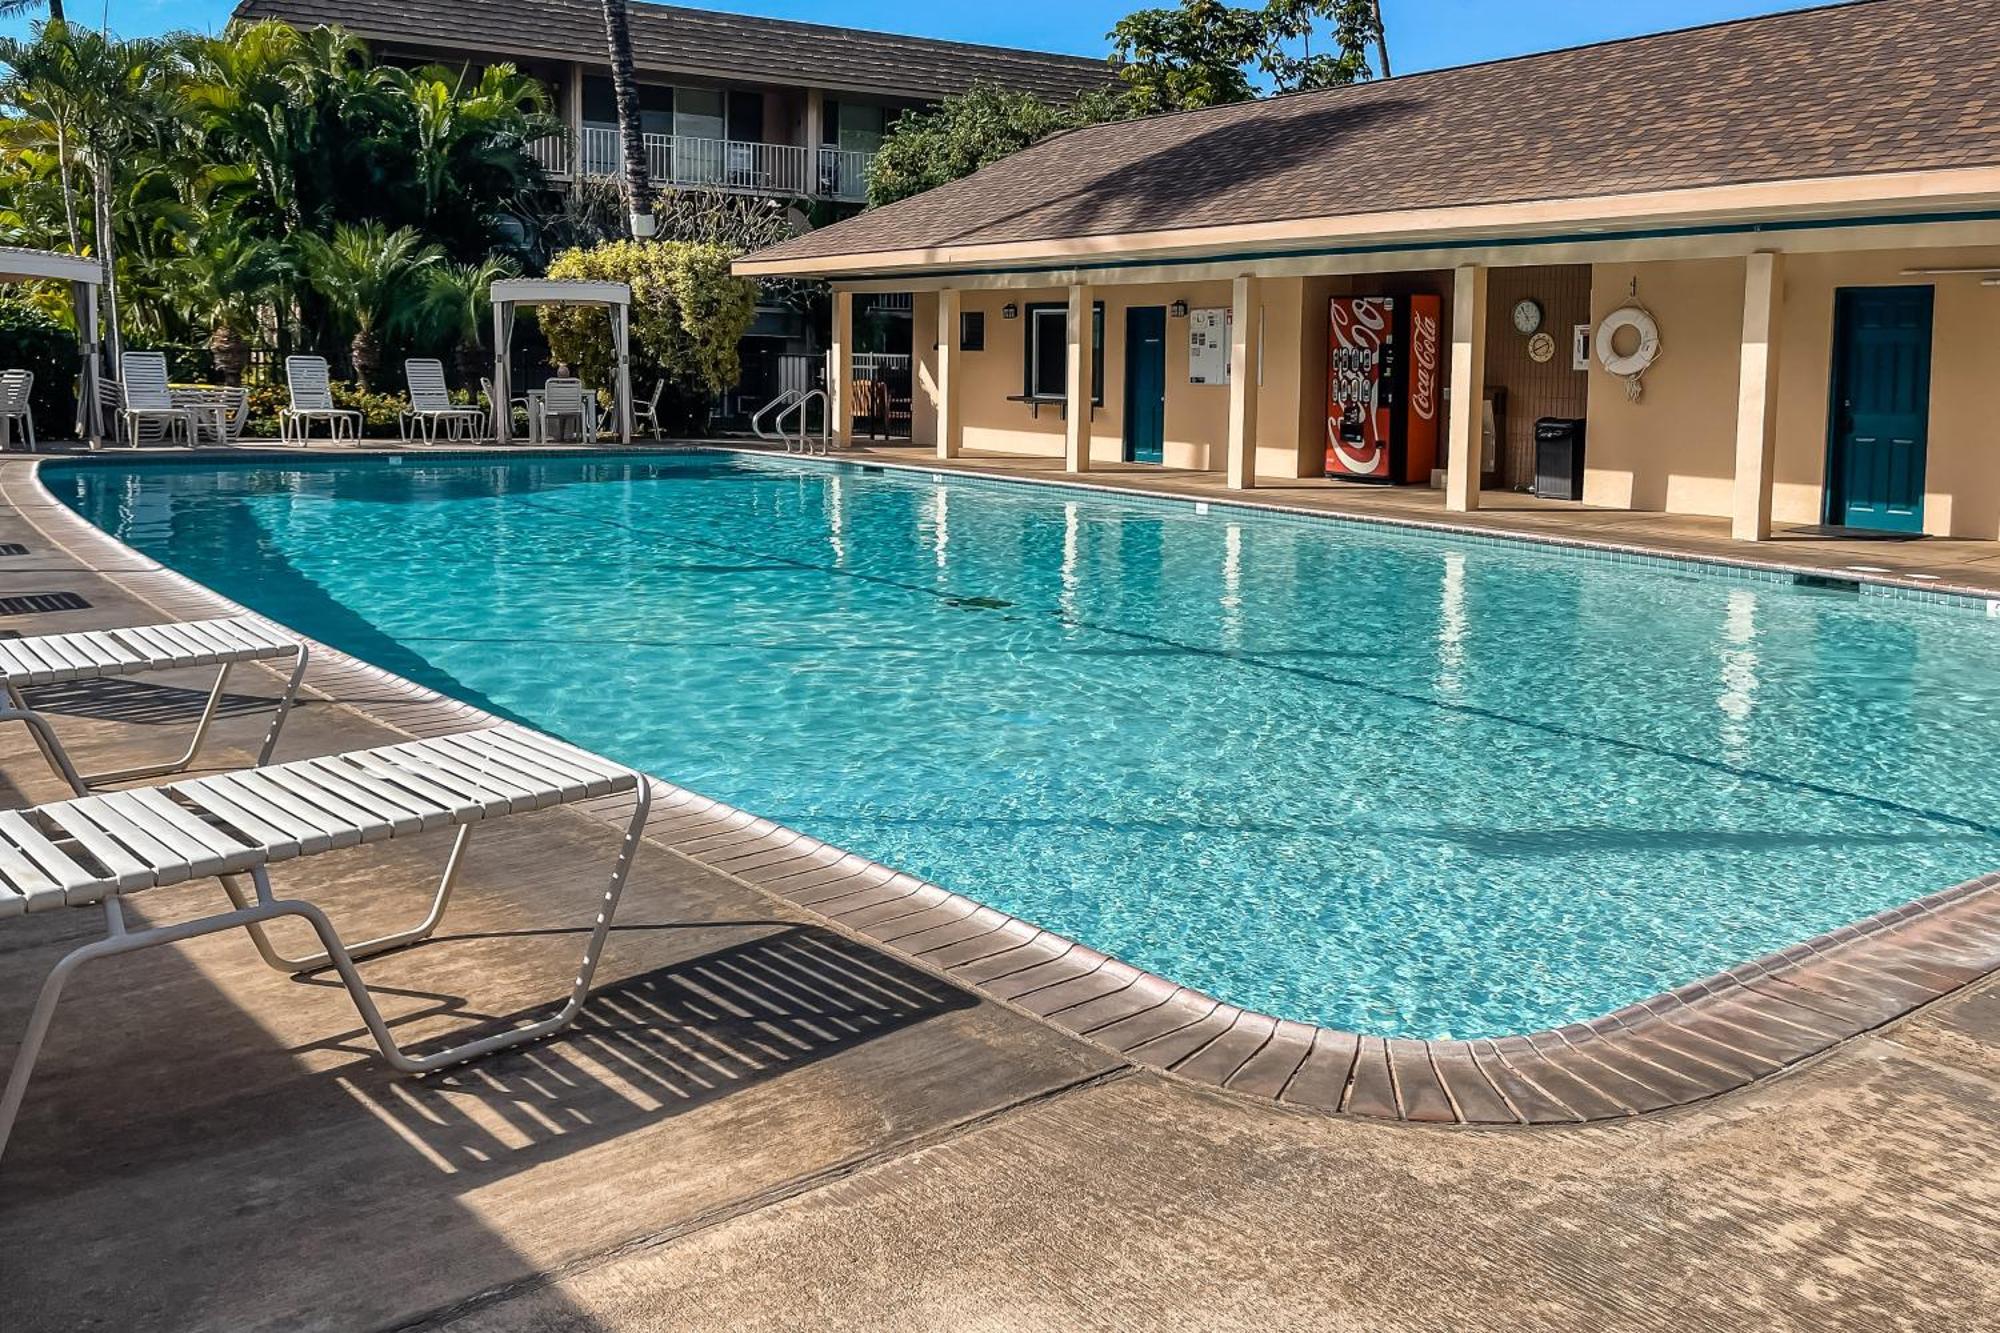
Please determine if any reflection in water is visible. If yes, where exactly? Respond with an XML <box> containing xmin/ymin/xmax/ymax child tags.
<box><xmin>927</xmin><ymin>487</ymin><xmax>950</xmax><ymax>574</ymax></box>
<box><xmin>826</xmin><ymin>475</ymin><xmax>847</xmax><ymax>567</ymax></box>
<box><xmin>1060</xmin><ymin>501</ymin><xmax>1080</xmax><ymax>625</ymax></box>
<box><xmin>1437</xmin><ymin>551</ymin><xmax>1467</xmax><ymax>698</ymax></box>
<box><xmin>1719</xmin><ymin>588</ymin><xmax>1760</xmax><ymax>765</ymax></box>
<box><xmin>1221</xmin><ymin>523</ymin><xmax>1244</xmax><ymax>651</ymax></box>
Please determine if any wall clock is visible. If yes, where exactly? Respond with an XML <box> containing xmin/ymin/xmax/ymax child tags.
<box><xmin>1528</xmin><ymin>331</ymin><xmax>1556</xmax><ymax>364</ymax></box>
<box><xmin>1512</xmin><ymin>299</ymin><xmax>1544</xmax><ymax>335</ymax></box>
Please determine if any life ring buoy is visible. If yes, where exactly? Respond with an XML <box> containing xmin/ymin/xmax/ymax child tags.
<box><xmin>1596</xmin><ymin>306</ymin><xmax>1661</xmax><ymax>378</ymax></box>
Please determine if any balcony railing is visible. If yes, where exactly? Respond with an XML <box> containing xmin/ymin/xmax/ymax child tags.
<box><xmin>531</xmin><ymin>127</ymin><xmax>874</xmax><ymax>202</ymax></box>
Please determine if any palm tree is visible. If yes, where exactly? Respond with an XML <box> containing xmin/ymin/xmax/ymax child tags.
<box><xmin>174</xmin><ymin>208</ymin><xmax>286</xmax><ymax>385</ymax></box>
<box><xmin>0</xmin><ymin>23</ymin><xmax>174</xmax><ymax>371</ymax></box>
<box><xmin>596</xmin><ymin>0</ymin><xmax>654</xmax><ymax>238</ymax></box>
<box><xmin>295</xmin><ymin>220</ymin><xmax>443</xmax><ymax>389</ymax></box>
<box><xmin>0</xmin><ymin>0</ymin><xmax>64</xmax><ymax>25</ymax></box>
<box><xmin>423</xmin><ymin>254</ymin><xmax>517</xmax><ymax>387</ymax></box>
<box><xmin>386</xmin><ymin>62</ymin><xmax>560</xmax><ymax>255</ymax></box>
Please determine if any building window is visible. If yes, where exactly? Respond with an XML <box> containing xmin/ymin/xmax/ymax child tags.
<box><xmin>1022</xmin><ymin>302</ymin><xmax>1104</xmax><ymax>403</ymax></box>
<box><xmin>960</xmin><ymin>311</ymin><xmax>985</xmax><ymax>352</ymax></box>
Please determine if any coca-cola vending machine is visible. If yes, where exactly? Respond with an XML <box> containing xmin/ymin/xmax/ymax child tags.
<box><xmin>1325</xmin><ymin>294</ymin><xmax>1442</xmax><ymax>484</ymax></box>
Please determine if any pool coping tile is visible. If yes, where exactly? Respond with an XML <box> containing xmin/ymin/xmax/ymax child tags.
<box><xmin>20</xmin><ymin>452</ymin><xmax>2000</xmax><ymax>1129</ymax></box>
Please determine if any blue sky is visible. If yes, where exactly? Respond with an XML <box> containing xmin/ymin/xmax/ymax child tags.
<box><xmin>4</xmin><ymin>0</ymin><xmax>1828</xmax><ymax>71</ymax></box>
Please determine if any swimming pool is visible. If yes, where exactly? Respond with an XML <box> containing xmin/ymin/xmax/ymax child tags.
<box><xmin>47</xmin><ymin>451</ymin><xmax>2000</xmax><ymax>1039</ymax></box>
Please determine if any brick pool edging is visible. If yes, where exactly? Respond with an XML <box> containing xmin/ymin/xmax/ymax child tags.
<box><xmin>15</xmin><ymin>456</ymin><xmax>2000</xmax><ymax>1127</ymax></box>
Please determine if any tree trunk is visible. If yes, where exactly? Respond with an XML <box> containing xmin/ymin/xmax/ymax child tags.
<box><xmin>210</xmin><ymin>324</ymin><xmax>248</xmax><ymax>387</ymax></box>
<box><xmin>1372</xmin><ymin>0</ymin><xmax>1391</xmax><ymax>77</ymax></box>
<box><xmin>47</xmin><ymin>0</ymin><xmax>64</xmax><ymax>22</ymax></box>
<box><xmin>598</xmin><ymin>0</ymin><xmax>654</xmax><ymax>237</ymax></box>
<box><xmin>350</xmin><ymin>328</ymin><xmax>380</xmax><ymax>393</ymax></box>
<box><xmin>88</xmin><ymin>148</ymin><xmax>123</xmax><ymax>378</ymax></box>
<box><xmin>54</xmin><ymin>122</ymin><xmax>79</xmax><ymax>254</ymax></box>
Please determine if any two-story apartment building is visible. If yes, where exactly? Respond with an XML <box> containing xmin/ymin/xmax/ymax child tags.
<box><xmin>235</xmin><ymin>0</ymin><xmax>1114</xmax><ymax>209</ymax></box>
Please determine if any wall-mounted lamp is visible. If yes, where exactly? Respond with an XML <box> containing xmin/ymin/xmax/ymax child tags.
<box><xmin>1169</xmin><ymin>300</ymin><xmax>1189</xmax><ymax>319</ymax></box>
<box><xmin>1001</xmin><ymin>303</ymin><xmax>1019</xmax><ymax>319</ymax></box>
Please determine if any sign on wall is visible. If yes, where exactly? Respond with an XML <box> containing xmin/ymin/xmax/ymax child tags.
<box><xmin>1188</xmin><ymin>307</ymin><xmax>1231</xmax><ymax>385</ymax></box>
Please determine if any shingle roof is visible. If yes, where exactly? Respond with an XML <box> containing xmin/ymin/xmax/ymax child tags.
<box><xmin>744</xmin><ymin>0</ymin><xmax>2000</xmax><ymax>270</ymax></box>
<box><xmin>232</xmin><ymin>0</ymin><xmax>1117</xmax><ymax>102</ymax></box>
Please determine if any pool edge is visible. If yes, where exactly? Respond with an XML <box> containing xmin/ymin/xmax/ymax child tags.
<box><xmin>20</xmin><ymin>452</ymin><xmax>2000</xmax><ymax>1128</ymax></box>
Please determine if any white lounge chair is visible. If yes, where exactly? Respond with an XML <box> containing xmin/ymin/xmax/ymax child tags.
<box><xmin>536</xmin><ymin>377</ymin><xmax>591</xmax><ymax>443</ymax></box>
<box><xmin>0</xmin><ymin>721</ymin><xmax>650</xmax><ymax>1164</ymax></box>
<box><xmin>118</xmin><ymin>352</ymin><xmax>196</xmax><ymax>448</ymax></box>
<box><xmin>279</xmin><ymin>356</ymin><xmax>361</xmax><ymax>444</ymax></box>
<box><xmin>633</xmin><ymin>378</ymin><xmax>665</xmax><ymax>439</ymax></box>
<box><xmin>400</xmin><ymin>359</ymin><xmax>486</xmax><ymax>443</ymax></box>
<box><xmin>0</xmin><ymin>370</ymin><xmax>33</xmax><ymax>451</ymax></box>
<box><xmin>0</xmin><ymin>615</ymin><xmax>307</xmax><ymax>797</ymax></box>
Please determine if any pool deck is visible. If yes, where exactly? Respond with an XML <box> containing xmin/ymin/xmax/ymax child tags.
<box><xmin>2</xmin><ymin>445</ymin><xmax>1999</xmax><ymax>1329</ymax></box>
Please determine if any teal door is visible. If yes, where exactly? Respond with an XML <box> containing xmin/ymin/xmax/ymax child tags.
<box><xmin>1827</xmin><ymin>286</ymin><xmax>1933</xmax><ymax>533</ymax></box>
<box><xmin>1124</xmin><ymin>306</ymin><xmax>1166</xmax><ymax>465</ymax></box>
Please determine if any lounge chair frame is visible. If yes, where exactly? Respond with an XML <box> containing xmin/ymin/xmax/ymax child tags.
<box><xmin>117</xmin><ymin>352</ymin><xmax>196</xmax><ymax>448</ymax></box>
<box><xmin>0</xmin><ymin>616</ymin><xmax>308</xmax><ymax>797</ymax></box>
<box><xmin>279</xmin><ymin>356</ymin><xmax>362</xmax><ymax>445</ymax></box>
<box><xmin>399</xmin><ymin>358</ymin><xmax>487</xmax><ymax>443</ymax></box>
<box><xmin>0</xmin><ymin>723</ymin><xmax>651</xmax><ymax>1165</ymax></box>
<box><xmin>0</xmin><ymin>370</ymin><xmax>35</xmax><ymax>452</ymax></box>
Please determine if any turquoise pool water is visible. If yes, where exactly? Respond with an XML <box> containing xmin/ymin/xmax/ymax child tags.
<box><xmin>48</xmin><ymin>451</ymin><xmax>2000</xmax><ymax>1039</ymax></box>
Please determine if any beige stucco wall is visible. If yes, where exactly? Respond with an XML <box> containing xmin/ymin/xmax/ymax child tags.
<box><xmin>1585</xmin><ymin>246</ymin><xmax>2000</xmax><ymax>536</ymax></box>
<box><xmin>941</xmin><ymin>280</ymin><xmax>1313</xmax><ymax>474</ymax></box>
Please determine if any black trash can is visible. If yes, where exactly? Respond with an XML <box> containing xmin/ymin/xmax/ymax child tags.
<box><xmin>1533</xmin><ymin>417</ymin><xmax>1587</xmax><ymax>501</ymax></box>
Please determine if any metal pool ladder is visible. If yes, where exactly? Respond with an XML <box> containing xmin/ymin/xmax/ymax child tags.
<box><xmin>753</xmin><ymin>388</ymin><xmax>829</xmax><ymax>455</ymax></box>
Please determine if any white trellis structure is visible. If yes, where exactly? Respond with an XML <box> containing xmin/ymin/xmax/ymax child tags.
<box><xmin>0</xmin><ymin>246</ymin><xmax>105</xmax><ymax>448</ymax></box>
<box><xmin>490</xmin><ymin>278</ymin><xmax>634</xmax><ymax>445</ymax></box>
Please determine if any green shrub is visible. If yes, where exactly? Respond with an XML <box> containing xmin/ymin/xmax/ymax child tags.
<box><xmin>540</xmin><ymin>240</ymin><xmax>756</xmax><ymax>434</ymax></box>
<box><xmin>0</xmin><ymin>298</ymin><xmax>77</xmax><ymax>439</ymax></box>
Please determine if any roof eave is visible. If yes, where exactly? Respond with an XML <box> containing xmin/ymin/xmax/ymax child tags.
<box><xmin>735</xmin><ymin>163</ymin><xmax>2000</xmax><ymax>281</ymax></box>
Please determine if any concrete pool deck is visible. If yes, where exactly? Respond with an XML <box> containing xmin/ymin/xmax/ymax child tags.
<box><xmin>2</xmin><ymin>448</ymin><xmax>1998</xmax><ymax>1328</ymax></box>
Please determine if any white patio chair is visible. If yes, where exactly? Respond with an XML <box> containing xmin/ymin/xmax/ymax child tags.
<box><xmin>0</xmin><ymin>721</ymin><xmax>651</xmax><ymax>1165</ymax></box>
<box><xmin>633</xmin><ymin>378</ymin><xmax>666</xmax><ymax>439</ymax></box>
<box><xmin>279</xmin><ymin>355</ymin><xmax>362</xmax><ymax>445</ymax></box>
<box><xmin>400</xmin><ymin>359</ymin><xmax>486</xmax><ymax>443</ymax></box>
<box><xmin>536</xmin><ymin>377</ymin><xmax>590</xmax><ymax>443</ymax></box>
<box><xmin>0</xmin><ymin>615</ymin><xmax>308</xmax><ymax>796</ymax></box>
<box><xmin>0</xmin><ymin>370</ymin><xmax>33</xmax><ymax>452</ymax></box>
<box><xmin>118</xmin><ymin>352</ymin><xmax>196</xmax><ymax>448</ymax></box>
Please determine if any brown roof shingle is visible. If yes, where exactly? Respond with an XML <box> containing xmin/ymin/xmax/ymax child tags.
<box><xmin>232</xmin><ymin>0</ymin><xmax>1117</xmax><ymax>102</ymax></box>
<box><xmin>745</xmin><ymin>0</ymin><xmax>2000</xmax><ymax>270</ymax></box>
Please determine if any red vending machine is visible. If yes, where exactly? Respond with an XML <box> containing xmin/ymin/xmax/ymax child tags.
<box><xmin>1325</xmin><ymin>294</ymin><xmax>1442</xmax><ymax>483</ymax></box>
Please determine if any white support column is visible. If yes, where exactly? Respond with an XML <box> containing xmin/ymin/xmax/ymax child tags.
<box><xmin>936</xmin><ymin>288</ymin><xmax>962</xmax><ymax>460</ymax></box>
<box><xmin>1227</xmin><ymin>274</ymin><xmax>1261</xmax><ymax>489</ymax></box>
<box><xmin>1065</xmin><ymin>282</ymin><xmax>1093</xmax><ymax>473</ymax></box>
<box><xmin>830</xmin><ymin>288</ymin><xmax>853</xmax><ymax>447</ymax></box>
<box><xmin>1731</xmin><ymin>251</ymin><xmax>1786</xmax><ymax>542</ymax></box>
<box><xmin>1445</xmin><ymin>264</ymin><xmax>1489</xmax><ymax>513</ymax></box>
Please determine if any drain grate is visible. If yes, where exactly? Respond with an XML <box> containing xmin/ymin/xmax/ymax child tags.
<box><xmin>0</xmin><ymin>543</ymin><xmax>28</xmax><ymax>557</ymax></box>
<box><xmin>0</xmin><ymin>591</ymin><xmax>90</xmax><ymax>616</ymax></box>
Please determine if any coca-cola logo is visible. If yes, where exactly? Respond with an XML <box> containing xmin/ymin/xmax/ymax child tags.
<box><xmin>1410</xmin><ymin>308</ymin><xmax>1439</xmax><ymax>422</ymax></box>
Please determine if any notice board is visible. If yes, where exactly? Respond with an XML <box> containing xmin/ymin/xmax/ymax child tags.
<box><xmin>1188</xmin><ymin>307</ymin><xmax>1230</xmax><ymax>385</ymax></box>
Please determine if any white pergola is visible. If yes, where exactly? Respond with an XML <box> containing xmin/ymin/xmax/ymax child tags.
<box><xmin>0</xmin><ymin>246</ymin><xmax>105</xmax><ymax>448</ymax></box>
<box><xmin>490</xmin><ymin>278</ymin><xmax>633</xmax><ymax>445</ymax></box>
